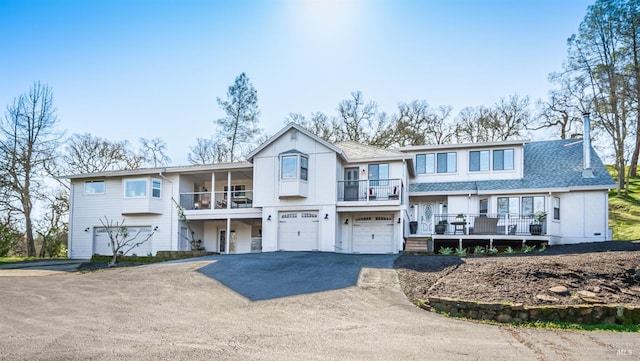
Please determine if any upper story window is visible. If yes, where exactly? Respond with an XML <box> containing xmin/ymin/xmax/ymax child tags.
<box><xmin>437</xmin><ymin>152</ymin><xmax>457</xmax><ymax>173</ymax></box>
<box><xmin>493</xmin><ymin>149</ymin><xmax>514</xmax><ymax>170</ymax></box>
<box><xmin>152</xmin><ymin>179</ymin><xmax>161</xmax><ymax>198</ymax></box>
<box><xmin>124</xmin><ymin>179</ymin><xmax>147</xmax><ymax>198</ymax></box>
<box><xmin>280</xmin><ymin>154</ymin><xmax>309</xmax><ymax>181</ymax></box>
<box><xmin>469</xmin><ymin>150</ymin><xmax>489</xmax><ymax>172</ymax></box>
<box><xmin>416</xmin><ymin>153</ymin><xmax>435</xmax><ymax>174</ymax></box>
<box><xmin>84</xmin><ymin>180</ymin><xmax>105</xmax><ymax>194</ymax></box>
<box><xmin>368</xmin><ymin>163</ymin><xmax>389</xmax><ymax>186</ymax></box>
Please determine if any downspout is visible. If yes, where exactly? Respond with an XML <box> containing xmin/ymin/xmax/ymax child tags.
<box><xmin>68</xmin><ymin>183</ymin><xmax>75</xmax><ymax>258</ymax></box>
<box><xmin>158</xmin><ymin>169</ymin><xmax>174</xmax><ymax>251</ymax></box>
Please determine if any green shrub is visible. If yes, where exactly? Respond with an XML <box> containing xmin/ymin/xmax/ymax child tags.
<box><xmin>438</xmin><ymin>247</ymin><xmax>453</xmax><ymax>255</ymax></box>
<box><xmin>488</xmin><ymin>247</ymin><xmax>499</xmax><ymax>255</ymax></box>
<box><xmin>454</xmin><ymin>247</ymin><xmax>467</xmax><ymax>256</ymax></box>
<box><xmin>504</xmin><ymin>246</ymin><xmax>516</xmax><ymax>254</ymax></box>
<box><xmin>473</xmin><ymin>245</ymin><xmax>485</xmax><ymax>255</ymax></box>
<box><xmin>522</xmin><ymin>245</ymin><xmax>536</xmax><ymax>253</ymax></box>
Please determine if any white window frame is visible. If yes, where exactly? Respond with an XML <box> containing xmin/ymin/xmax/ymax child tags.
<box><xmin>84</xmin><ymin>180</ymin><xmax>105</xmax><ymax>195</ymax></box>
<box><xmin>280</xmin><ymin>154</ymin><xmax>309</xmax><ymax>181</ymax></box>
<box><xmin>493</xmin><ymin>149</ymin><xmax>514</xmax><ymax>171</ymax></box>
<box><xmin>151</xmin><ymin>178</ymin><xmax>161</xmax><ymax>199</ymax></box>
<box><xmin>124</xmin><ymin>178</ymin><xmax>148</xmax><ymax>198</ymax></box>
<box><xmin>416</xmin><ymin>153</ymin><xmax>435</xmax><ymax>174</ymax></box>
<box><xmin>469</xmin><ymin>150</ymin><xmax>490</xmax><ymax>172</ymax></box>
<box><xmin>437</xmin><ymin>152</ymin><xmax>457</xmax><ymax>173</ymax></box>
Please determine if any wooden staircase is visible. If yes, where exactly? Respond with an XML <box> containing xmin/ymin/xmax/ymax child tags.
<box><xmin>403</xmin><ymin>237</ymin><xmax>432</xmax><ymax>253</ymax></box>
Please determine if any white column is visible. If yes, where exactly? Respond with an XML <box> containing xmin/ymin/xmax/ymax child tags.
<box><xmin>226</xmin><ymin>217</ymin><xmax>231</xmax><ymax>254</ymax></box>
<box><xmin>211</xmin><ymin>172</ymin><xmax>216</xmax><ymax>207</ymax></box>
<box><xmin>227</xmin><ymin>171</ymin><xmax>232</xmax><ymax>209</ymax></box>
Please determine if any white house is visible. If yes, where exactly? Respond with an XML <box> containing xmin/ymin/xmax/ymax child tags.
<box><xmin>66</xmin><ymin>122</ymin><xmax>616</xmax><ymax>258</ymax></box>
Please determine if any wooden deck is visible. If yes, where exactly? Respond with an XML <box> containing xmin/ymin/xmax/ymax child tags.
<box><xmin>405</xmin><ymin>234</ymin><xmax>550</xmax><ymax>253</ymax></box>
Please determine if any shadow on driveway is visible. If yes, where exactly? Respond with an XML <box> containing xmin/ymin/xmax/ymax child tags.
<box><xmin>197</xmin><ymin>252</ymin><xmax>398</xmax><ymax>301</ymax></box>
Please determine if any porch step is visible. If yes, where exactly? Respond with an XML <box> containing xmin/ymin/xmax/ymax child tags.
<box><xmin>404</xmin><ymin>237</ymin><xmax>432</xmax><ymax>253</ymax></box>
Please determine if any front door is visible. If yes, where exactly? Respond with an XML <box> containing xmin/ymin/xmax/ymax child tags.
<box><xmin>421</xmin><ymin>203</ymin><xmax>435</xmax><ymax>234</ymax></box>
<box><xmin>219</xmin><ymin>230</ymin><xmax>236</xmax><ymax>253</ymax></box>
<box><xmin>344</xmin><ymin>167</ymin><xmax>359</xmax><ymax>201</ymax></box>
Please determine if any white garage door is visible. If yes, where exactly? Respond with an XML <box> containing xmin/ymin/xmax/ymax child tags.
<box><xmin>93</xmin><ymin>226</ymin><xmax>153</xmax><ymax>256</ymax></box>
<box><xmin>352</xmin><ymin>215</ymin><xmax>394</xmax><ymax>254</ymax></box>
<box><xmin>278</xmin><ymin>211</ymin><xmax>319</xmax><ymax>251</ymax></box>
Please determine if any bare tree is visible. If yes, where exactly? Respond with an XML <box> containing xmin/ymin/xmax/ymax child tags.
<box><xmin>187</xmin><ymin>137</ymin><xmax>229</xmax><ymax>165</ymax></box>
<box><xmin>455</xmin><ymin>95</ymin><xmax>530</xmax><ymax>143</ymax></box>
<box><xmin>384</xmin><ymin>100</ymin><xmax>455</xmax><ymax>147</ymax></box>
<box><xmin>286</xmin><ymin>112</ymin><xmax>339</xmax><ymax>143</ymax></box>
<box><xmin>139</xmin><ymin>137</ymin><xmax>171</xmax><ymax>167</ymax></box>
<box><xmin>98</xmin><ymin>217</ymin><xmax>154</xmax><ymax>266</ymax></box>
<box><xmin>0</xmin><ymin>82</ymin><xmax>62</xmax><ymax>256</ymax></box>
<box><xmin>534</xmin><ymin>72</ymin><xmax>590</xmax><ymax>139</ymax></box>
<box><xmin>216</xmin><ymin>73</ymin><xmax>262</xmax><ymax>162</ymax></box>
<box><xmin>36</xmin><ymin>190</ymin><xmax>68</xmax><ymax>258</ymax></box>
<box><xmin>335</xmin><ymin>91</ymin><xmax>388</xmax><ymax>145</ymax></box>
<box><xmin>60</xmin><ymin>133</ymin><xmax>138</xmax><ymax>177</ymax></box>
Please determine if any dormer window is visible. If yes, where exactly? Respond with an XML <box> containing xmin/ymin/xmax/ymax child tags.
<box><xmin>280</xmin><ymin>150</ymin><xmax>309</xmax><ymax>181</ymax></box>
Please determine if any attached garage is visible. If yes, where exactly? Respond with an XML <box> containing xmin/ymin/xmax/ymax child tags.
<box><xmin>278</xmin><ymin>211</ymin><xmax>319</xmax><ymax>251</ymax></box>
<box><xmin>93</xmin><ymin>226</ymin><xmax>153</xmax><ymax>256</ymax></box>
<box><xmin>352</xmin><ymin>214</ymin><xmax>395</xmax><ymax>253</ymax></box>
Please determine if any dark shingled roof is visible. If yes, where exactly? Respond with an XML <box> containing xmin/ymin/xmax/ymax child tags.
<box><xmin>409</xmin><ymin>139</ymin><xmax>616</xmax><ymax>194</ymax></box>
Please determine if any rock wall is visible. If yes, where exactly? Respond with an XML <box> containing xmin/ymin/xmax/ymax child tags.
<box><xmin>425</xmin><ymin>296</ymin><xmax>640</xmax><ymax>325</ymax></box>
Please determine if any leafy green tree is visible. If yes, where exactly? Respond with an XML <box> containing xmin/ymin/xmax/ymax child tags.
<box><xmin>566</xmin><ymin>0</ymin><xmax>633</xmax><ymax>194</ymax></box>
<box><xmin>215</xmin><ymin>73</ymin><xmax>262</xmax><ymax>162</ymax></box>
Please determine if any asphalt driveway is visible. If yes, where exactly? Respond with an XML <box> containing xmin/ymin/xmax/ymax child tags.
<box><xmin>0</xmin><ymin>252</ymin><xmax>637</xmax><ymax>360</ymax></box>
<box><xmin>198</xmin><ymin>252</ymin><xmax>397</xmax><ymax>300</ymax></box>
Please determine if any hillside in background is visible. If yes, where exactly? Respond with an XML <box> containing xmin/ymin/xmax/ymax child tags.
<box><xmin>608</xmin><ymin>166</ymin><xmax>640</xmax><ymax>240</ymax></box>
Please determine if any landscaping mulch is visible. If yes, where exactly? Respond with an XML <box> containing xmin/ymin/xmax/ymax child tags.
<box><xmin>395</xmin><ymin>241</ymin><xmax>640</xmax><ymax>306</ymax></box>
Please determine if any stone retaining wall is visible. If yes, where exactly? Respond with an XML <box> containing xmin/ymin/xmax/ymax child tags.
<box><xmin>425</xmin><ymin>296</ymin><xmax>640</xmax><ymax>325</ymax></box>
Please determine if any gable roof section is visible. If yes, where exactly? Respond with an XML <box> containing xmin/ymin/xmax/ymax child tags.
<box><xmin>409</xmin><ymin>138</ymin><xmax>616</xmax><ymax>195</ymax></box>
<box><xmin>334</xmin><ymin>141</ymin><xmax>412</xmax><ymax>161</ymax></box>
<box><xmin>246</xmin><ymin>123</ymin><xmax>345</xmax><ymax>162</ymax></box>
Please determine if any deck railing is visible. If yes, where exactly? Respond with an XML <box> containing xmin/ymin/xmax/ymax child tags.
<box><xmin>179</xmin><ymin>190</ymin><xmax>254</xmax><ymax>210</ymax></box>
<box><xmin>337</xmin><ymin>178</ymin><xmax>403</xmax><ymax>202</ymax></box>
<box><xmin>432</xmin><ymin>213</ymin><xmax>546</xmax><ymax>236</ymax></box>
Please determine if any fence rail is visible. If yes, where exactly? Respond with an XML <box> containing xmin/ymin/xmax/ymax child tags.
<box><xmin>179</xmin><ymin>190</ymin><xmax>254</xmax><ymax>210</ymax></box>
<box><xmin>432</xmin><ymin>213</ymin><xmax>546</xmax><ymax>236</ymax></box>
<box><xmin>337</xmin><ymin>178</ymin><xmax>403</xmax><ymax>202</ymax></box>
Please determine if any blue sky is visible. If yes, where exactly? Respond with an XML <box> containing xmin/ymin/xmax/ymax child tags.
<box><xmin>0</xmin><ymin>0</ymin><xmax>593</xmax><ymax>165</ymax></box>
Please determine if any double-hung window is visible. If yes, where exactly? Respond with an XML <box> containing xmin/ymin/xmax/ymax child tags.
<box><xmin>437</xmin><ymin>152</ymin><xmax>457</xmax><ymax>173</ymax></box>
<box><xmin>553</xmin><ymin>197</ymin><xmax>560</xmax><ymax>220</ymax></box>
<box><xmin>493</xmin><ymin>149</ymin><xmax>514</xmax><ymax>170</ymax></box>
<box><xmin>280</xmin><ymin>153</ymin><xmax>309</xmax><ymax>181</ymax></box>
<box><xmin>368</xmin><ymin>163</ymin><xmax>389</xmax><ymax>186</ymax></box>
<box><xmin>415</xmin><ymin>153</ymin><xmax>435</xmax><ymax>174</ymax></box>
<box><xmin>152</xmin><ymin>179</ymin><xmax>161</xmax><ymax>198</ymax></box>
<box><xmin>469</xmin><ymin>150</ymin><xmax>489</xmax><ymax>172</ymax></box>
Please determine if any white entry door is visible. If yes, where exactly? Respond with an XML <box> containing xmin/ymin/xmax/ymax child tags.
<box><xmin>352</xmin><ymin>214</ymin><xmax>394</xmax><ymax>253</ymax></box>
<box><xmin>94</xmin><ymin>226</ymin><xmax>152</xmax><ymax>256</ymax></box>
<box><xmin>421</xmin><ymin>203</ymin><xmax>435</xmax><ymax>234</ymax></box>
<box><xmin>278</xmin><ymin>211</ymin><xmax>319</xmax><ymax>251</ymax></box>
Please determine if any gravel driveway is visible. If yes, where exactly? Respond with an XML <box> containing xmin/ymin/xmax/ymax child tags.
<box><xmin>0</xmin><ymin>252</ymin><xmax>637</xmax><ymax>360</ymax></box>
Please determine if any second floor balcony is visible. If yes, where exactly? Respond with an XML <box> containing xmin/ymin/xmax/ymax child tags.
<box><xmin>337</xmin><ymin>178</ymin><xmax>403</xmax><ymax>203</ymax></box>
<box><xmin>180</xmin><ymin>190</ymin><xmax>254</xmax><ymax>211</ymax></box>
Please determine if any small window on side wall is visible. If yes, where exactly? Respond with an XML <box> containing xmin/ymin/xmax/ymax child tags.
<box><xmin>553</xmin><ymin>197</ymin><xmax>560</xmax><ymax>220</ymax></box>
<box><xmin>84</xmin><ymin>180</ymin><xmax>105</xmax><ymax>194</ymax></box>
<box><xmin>152</xmin><ymin>179</ymin><xmax>161</xmax><ymax>198</ymax></box>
